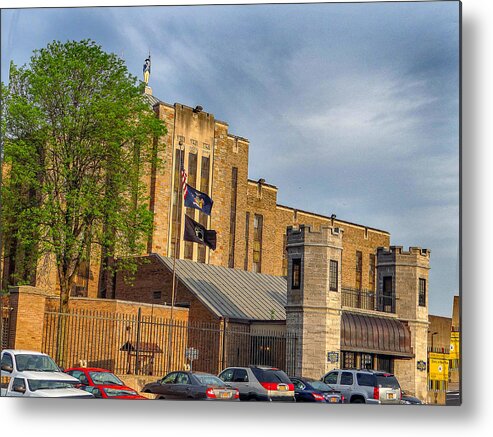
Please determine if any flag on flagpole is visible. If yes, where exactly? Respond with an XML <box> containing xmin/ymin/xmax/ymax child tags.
<box><xmin>184</xmin><ymin>184</ymin><xmax>214</xmax><ymax>215</ymax></box>
<box><xmin>183</xmin><ymin>215</ymin><xmax>217</xmax><ymax>250</ymax></box>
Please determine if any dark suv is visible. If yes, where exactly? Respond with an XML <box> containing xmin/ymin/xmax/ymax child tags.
<box><xmin>218</xmin><ymin>366</ymin><xmax>295</xmax><ymax>402</ymax></box>
<box><xmin>321</xmin><ymin>369</ymin><xmax>402</xmax><ymax>404</ymax></box>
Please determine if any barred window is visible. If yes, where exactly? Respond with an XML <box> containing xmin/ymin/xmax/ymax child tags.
<box><xmin>369</xmin><ymin>254</ymin><xmax>375</xmax><ymax>291</ymax></box>
<box><xmin>356</xmin><ymin>251</ymin><xmax>362</xmax><ymax>290</ymax></box>
<box><xmin>329</xmin><ymin>260</ymin><xmax>338</xmax><ymax>291</ymax></box>
<box><xmin>382</xmin><ymin>276</ymin><xmax>394</xmax><ymax>313</ymax></box>
<box><xmin>343</xmin><ymin>352</ymin><xmax>354</xmax><ymax>369</ymax></box>
<box><xmin>292</xmin><ymin>258</ymin><xmax>301</xmax><ymax>289</ymax></box>
<box><xmin>419</xmin><ymin>278</ymin><xmax>426</xmax><ymax>306</ymax></box>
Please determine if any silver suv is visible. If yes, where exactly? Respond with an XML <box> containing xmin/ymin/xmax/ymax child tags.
<box><xmin>218</xmin><ymin>366</ymin><xmax>295</xmax><ymax>402</ymax></box>
<box><xmin>321</xmin><ymin>369</ymin><xmax>401</xmax><ymax>404</ymax></box>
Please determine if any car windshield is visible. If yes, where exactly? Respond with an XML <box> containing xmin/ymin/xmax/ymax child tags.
<box><xmin>251</xmin><ymin>368</ymin><xmax>291</xmax><ymax>384</ymax></box>
<box><xmin>103</xmin><ymin>387</ymin><xmax>139</xmax><ymax>397</ymax></box>
<box><xmin>194</xmin><ymin>374</ymin><xmax>225</xmax><ymax>387</ymax></box>
<box><xmin>28</xmin><ymin>379</ymin><xmax>75</xmax><ymax>391</ymax></box>
<box><xmin>16</xmin><ymin>354</ymin><xmax>60</xmax><ymax>372</ymax></box>
<box><xmin>376</xmin><ymin>375</ymin><xmax>400</xmax><ymax>389</ymax></box>
<box><xmin>88</xmin><ymin>371</ymin><xmax>124</xmax><ymax>386</ymax></box>
<box><xmin>308</xmin><ymin>380</ymin><xmax>335</xmax><ymax>391</ymax></box>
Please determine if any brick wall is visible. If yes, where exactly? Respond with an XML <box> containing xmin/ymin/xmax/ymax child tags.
<box><xmin>209</xmin><ymin>123</ymin><xmax>249</xmax><ymax>269</ymax></box>
<box><xmin>10</xmin><ymin>95</ymin><xmax>392</xmax><ymax>305</ymax></box>
<box><xmin>148</xmin><ymin>102</ymin><xmax>175</xmax><ymax>256</ymax></box>
<box><xmin>246</xmin><ymin>180</ymin><xmax>279</xmax><ymax>274</ymax></box>
<box><xmin>428</xmin><ymin>315</ymin><xmax>452</xmax><ymax>352</ymax></box>
<box><xmin>114</xmin><ymin>255</ymin><xmax>225</xmax><ymax>372</ymax></box>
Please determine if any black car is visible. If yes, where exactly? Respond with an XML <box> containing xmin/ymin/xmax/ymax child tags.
<box><xmin>289</xmin><ymin>377</ymin><xmax>344</xmax><ymax>403</ymax></box>
<box><xmin>141</xmin><ymin>371</ymin><xmax>239</xmax><ymax>401</ymax></box>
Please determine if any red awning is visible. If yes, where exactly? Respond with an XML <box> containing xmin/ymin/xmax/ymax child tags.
<box><xmin>341</xmin><ymin>312</ymin><xmax>414</xmax><ymax>358</ymax></box>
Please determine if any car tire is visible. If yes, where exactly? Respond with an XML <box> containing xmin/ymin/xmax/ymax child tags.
<box><xmin>351</xmin><ymin>398</ymin><xmax>364</xmax><ymax>404</ymax></box>
<box><xmin>157</xmin><ymin>395</ymin><xmax>166</xmax><ymax>400</ymax></box>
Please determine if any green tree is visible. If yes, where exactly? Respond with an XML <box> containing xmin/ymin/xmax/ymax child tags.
<box><xmin>1</xmin><ymin>40</ymin><xmax>166</xmax><ymax>318</ymax></box>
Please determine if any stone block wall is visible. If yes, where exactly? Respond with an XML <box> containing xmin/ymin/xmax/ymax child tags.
<box><xmin>286</xmin><ymin>225</ymin><xmax>343</xmax><ymax>378</ymax></box>
<box><xmin>377</xmin><ymin>246</ymin><xmax>430</xmax><ymax>401</ymax></box>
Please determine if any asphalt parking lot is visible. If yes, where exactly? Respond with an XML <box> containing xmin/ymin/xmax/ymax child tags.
<box><xmin>446</xmin><ymin>390</ymin><xmax>461</xmax><ymax>405</ymax></box>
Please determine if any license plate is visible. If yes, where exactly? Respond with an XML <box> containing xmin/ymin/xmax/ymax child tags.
<box><xmin>330</xmin><ymin>397</ymin><xmax>338</xmax><ymax>403</ymax></box>
<box><xmin>278</xmin><ymin>385</ymin><xmax>288</xmax><ymax>391</ymax></box>
<box><xmin>388</xmin><ymin>393</ymin><xmax>394</xmax><ymax>399</ymax></box>
<box><xmin>221</xmin><ymin>392</ymin><xmax>230</xmax><ymax>398</ymax></box>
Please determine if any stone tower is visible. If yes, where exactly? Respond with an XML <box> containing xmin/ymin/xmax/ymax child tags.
<box><xmin>285</xmin><ymin>225</ymin><xmax>343</xmax><ymax>378</ymax></box>
<box><xmin>376</xmin><ymin>246</ymin><xmax>430</xmax><ymax>399</ymax></box>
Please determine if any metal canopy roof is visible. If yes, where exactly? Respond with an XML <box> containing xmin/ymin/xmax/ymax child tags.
<box><xmin>156</xmin><ymin>255</ymin><xmax>287</xmax><ymax>321</ymax></box>
<box><xmin>341</xmin><ymin>312</ymin><xmax>414</xmax><ymax>358</ymax></box>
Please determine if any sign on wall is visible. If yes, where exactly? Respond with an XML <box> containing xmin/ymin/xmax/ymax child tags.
<box><xmin>428</xmin><ymin>352</ymin><xmax>449</xmax><ymax>381</ymax></box>
<box><xmin>449</xmin><ymin>331</ymin><xmax>460</xmax><ymax>360</ymax></box>
<box><xmin>327</xmin><ymin>351</ymin><xmax>339</xmax><ymax>363</ymax></box>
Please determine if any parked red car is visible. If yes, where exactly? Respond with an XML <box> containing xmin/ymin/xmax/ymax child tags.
<box><xmin>65</xmin><ymin>367</ymin><xmax>147</xmax><ymax>400</ymax></box>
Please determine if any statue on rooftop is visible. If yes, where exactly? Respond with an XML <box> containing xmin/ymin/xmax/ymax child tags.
<box><xmin>143</xmin><ymin>56</ymin><xmax>151</xmax><ymax>85</ymax></box>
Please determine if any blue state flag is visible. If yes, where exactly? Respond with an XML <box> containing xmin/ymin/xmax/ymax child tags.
<box><xmin>184</xmin><ymin>184</ymin><xmax>213</xmax><ymax>216</ymax></box>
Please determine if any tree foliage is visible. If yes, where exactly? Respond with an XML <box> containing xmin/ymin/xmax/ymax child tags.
<box><xmin>1</xmin><ymin>40</ymin><xmax>166</xmax><ymax>309</ymax></box>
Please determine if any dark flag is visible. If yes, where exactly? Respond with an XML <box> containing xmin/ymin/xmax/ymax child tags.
<box><xmin>184</xmin><ymin>184</ymin><xmax>214</xmax><ymax>216</ymax></box>
<box><xmin>183</xmin><ymin>215</ymin><xmax>217</xmax><ymax>250</ymax></box>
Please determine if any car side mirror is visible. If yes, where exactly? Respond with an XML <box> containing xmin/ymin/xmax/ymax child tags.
<box><xmin>1</xmin><ymin>364</ymin><xmax>13</xmax><ymax>373</ymax></box>
<box><xmin>13</xmin><ymin>384</ymin><xmax>26</xmax><ymax>394</ymax></box>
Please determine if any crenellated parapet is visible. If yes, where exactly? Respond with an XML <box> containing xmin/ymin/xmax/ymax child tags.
<box><xmin>287</xmin><ymin>224</ymin><xmax>344</xmax><ymax>249</ymax></box>
<box><xmin>377</xmin><ymin>246</ymin><xmax>430</xmax><ymax>270</ymax></box>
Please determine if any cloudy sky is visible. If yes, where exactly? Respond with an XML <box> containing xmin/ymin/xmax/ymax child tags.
<box><xmin>1</xmin><ymin>1</ymin><xmax>460</xmax><ymax>317</ymax></box>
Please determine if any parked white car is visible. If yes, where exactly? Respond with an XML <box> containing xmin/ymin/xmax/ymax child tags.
<box><xmin>1</xmin><ymin>349</ymin><xmax>92</xmax><ymax>398</ymax></box>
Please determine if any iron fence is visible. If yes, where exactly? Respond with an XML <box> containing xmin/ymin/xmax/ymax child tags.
<box><xmin>1</xmin><ymin>301</ymin><xmax>12</xmax><ymax>350</ymax></box>
<box><xmin>341</xmin><ymin>287</ymin><xmax>396</xmax><ymax>313</ymax></box>
<box><xmin>42</xmin><ymin>308</ymin><xmax>297</xmax><ymax>377</ymax></box>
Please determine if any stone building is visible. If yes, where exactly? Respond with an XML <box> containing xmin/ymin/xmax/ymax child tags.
<box><xmin>1</xmin><ymin>85</ymin><xmax>433</xmax><ymax>400</ymax></box>
<box><xmin>45</xmin><ymin>88</ymin><xmax>389</xmax><ymax>298</ymax></box>
<box><xmin>2</xmin><ymin>86</ymin><xmax>390</xmax><ymax>298</ymax></box>
<box><xmin>285</xmin><ymin>225</ymin><xmax>430</xmax><ymax>400</ymax></box>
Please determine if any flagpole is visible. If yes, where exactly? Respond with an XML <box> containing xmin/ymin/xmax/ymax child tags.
<box><xmin>167</xmin><ymin>140</ymin><xmax>184</xmax><ymax>373</ymax></box>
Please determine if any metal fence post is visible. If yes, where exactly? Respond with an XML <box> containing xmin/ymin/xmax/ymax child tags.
<box><xmin>221</xmin><ymin>318</ymin><xmax>228</xmax><ymax>371</ymax></box>
<box><xmin>135</xmin><ymin>308</ymin><xmax>142</xmax><ymax>374</ymax></box>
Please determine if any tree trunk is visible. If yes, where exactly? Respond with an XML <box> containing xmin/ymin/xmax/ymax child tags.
<box><xmin>55</xmin><ymin>278</ymin><xmax>70</xmax><ymax>367</ymax></box>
